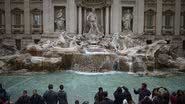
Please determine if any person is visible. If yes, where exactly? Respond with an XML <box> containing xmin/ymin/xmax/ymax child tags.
<box><xmin>133</xmin><ymin>83</ymin><xmax>151</xmax><ymax>102</ymax></box>
<box><xmin>100</xmin><ymin>91</ymin><xmax>114</xmax><ymax>104</ymax></box>
<box><xmin>122</xmin><ymin>86</ymin><xmax>134</xmax><ymax>104</ymax></box>
<box><xmin>15</xmin><ymin>90</ymin><xmax>31</xmax><ymax>104</ymax></box>
<box><xmin>152</xmin><ymin>88</ymin><xmax>163</xmax><ymax>104</ymax></box>
<box><xmin>0</xmin><ymin>84</ymin><xmax>7</xmax><ymax>103</ymax></box>
<box><xmin>75</xmin><ymin>100</ymin><xmax>79</xmax><ymax>104</ymax></box>
<box><xmin>57</xmin><ymin>84</ymin><xmax>68</xmax><ymax>104</ymax></box>
<box><xmin>43</xmin><ymin>84</ymin><xmax>58</xmax><ymax>104</ymax></box>
<box><xmin>170</xmin><ymin>92</ymin><xmax>176</xmax><ymax>104</ymax></box>
<box><xmin>176</xmin><ymin>90</ymin><xmax>184</xmax><ymax>104</ymax></box>
<box><xmin>113</xmin><ymin>87</ymin><xmax>124</xmax><ymax>104</ymax></box>
<box><xmin>161</xmin><ymin>87</ymin><xmax>170</xmax><ymax>104</ymax></box>
<box><xmin>30</xmin><ymin>89</ymin><xmax>44</xmax><ymax>104</ymax></box>
<box><xmin>94</xmin><ymin>87</ymin><xmax>104</xmax><ymax>104</ymax></box>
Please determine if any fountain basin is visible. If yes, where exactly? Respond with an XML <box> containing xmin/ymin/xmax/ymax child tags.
<box><xmin>1</xmin><ymin>71</ymin><xmax>185</xmax><ymax>104</ymax></box>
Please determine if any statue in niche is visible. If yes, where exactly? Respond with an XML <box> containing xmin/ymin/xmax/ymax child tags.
<box><xmin>87</xmin><ymin>8</ymin><xmax>103</xmax><ymax>35</ymax></box>
<box><xmin>122</xmin><ymin>9</ymin><xmax>133</xmax><ymax>31</ymax></box>
<box><xmin>55</xmin><ymin>9</ymin><xmax>65</xmax><ymax>32</ymax></box>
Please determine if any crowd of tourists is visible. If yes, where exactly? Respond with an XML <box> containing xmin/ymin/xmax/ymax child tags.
<box><xmin>0</xmin><ymin>83</ymin><xmax>185</xmax><ymax>104</ymax></box>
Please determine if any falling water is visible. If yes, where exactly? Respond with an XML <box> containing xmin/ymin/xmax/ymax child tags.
<box><xmin>127</xmin><ymin>61</ymin><xmax>134</xmax><ymax>74</ymax></box>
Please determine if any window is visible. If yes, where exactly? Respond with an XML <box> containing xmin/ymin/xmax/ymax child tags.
<box><xmin>11</xmin><ymin>8</ymin><xmax>23</xmax><ymax>26</ymax></box>
<box><xmin>147</xmin><ymin>14</ymin><xmax>153</xmax><ymax>28</ymax></box>
<box><xmin>31</xmin><ymin>8</ymin><xmax>42</xmax><ymax>26</ymax></box>
<box><xmin>31</xmin><ymin>8</ymin><xmax>43</xmax><ymax>34</ymax></box>
<box><xmin>163</xmin><ymin>10</ymin><xmax>174</xmax><ymax>29</ymax></box>
<box><xmin>144</xmin><ymin>9</ymin><xmax>156</xmax><ymax>29</ymax></box>
<box><xmin>14</xmin><ymin>13</ymin><xmax>21</xmax><ymax>25</ymax></box>
<box><xmin>33</xmin><ymin>14</ymin><xmax>41</xmax><ymax>25</ymax></box>
<box><xmin>165</xmin><ymin>15</ymin><xmax>172</xmax><ymax>28</ymax></box>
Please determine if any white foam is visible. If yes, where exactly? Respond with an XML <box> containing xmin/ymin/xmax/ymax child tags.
<box><xmin>67</xmin><ymin>70</ymin><xmax>124</xmax><ymax>75</ymax></box>
<box><xmin>127</xmin><ymin>72</ymin><xmax>135</xmax><ymax>75</ymax></box>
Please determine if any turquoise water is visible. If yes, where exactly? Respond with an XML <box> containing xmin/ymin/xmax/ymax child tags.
<box><xmin>0</xmin><ymin>71</ymin><xmax>185</xmax><ymax>104</ymax></box>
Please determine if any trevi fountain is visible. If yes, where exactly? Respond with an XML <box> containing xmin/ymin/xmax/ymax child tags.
<box><xmin>0</xmin><ymin>0</ymin><xmax>185</xmax><ymax>103</ymax></box>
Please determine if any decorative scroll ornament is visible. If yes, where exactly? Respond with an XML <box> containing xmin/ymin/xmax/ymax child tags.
<box><xmin>75</xmin><ymin>0</ymin><xmax>113</xmax><ymax>8</ymax></box>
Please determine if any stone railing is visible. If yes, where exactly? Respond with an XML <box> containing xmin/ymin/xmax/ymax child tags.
<box><xmin>11</xmin><ymin>25</ymin><xmax>24</xmax><ymax>34</ymax></box>
<box><xmin>162</xmin><ymin>26</ymin><xmax>174</xmax><ymax>35</ymax></box>
<box><xmin>31</xmin><ymin>25</ymin><xmax>43</xmax><ymax>34</ymax></box>
<box><xmin>144</xmin><ymin>26</ymin><xmax>156</xmax><ymax>35</ymax></box>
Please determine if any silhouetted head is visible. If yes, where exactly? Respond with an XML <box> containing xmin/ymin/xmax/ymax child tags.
<box><xmin>142</xmin><ymin>83</ymin><xmax>147</xmax><ymax>89</ymax></box>
<box><xmin>152</xmin><ymin>88</ymin><xmax>158</xmax><ymax>97</ymax></box>
<box><xmin>32</xmin><ymin>89</ymin><xmax>37</xmax><ymax>95</ymax></box>
<box><xmin>177</xmin><ymin>90</ymin><xmax>183</xmax><ymax>96</ymax></box>
<box><xmin>172</xmin><ymin>92</ymin><xmax>176</xmax><ymax>96</ymax></box>
<box><xmin>23</xmin><ymin>90</ymin><xmax>28</xmax><ymax>96</ymax></box>
<box><xmin>98</xmin><ymin>87</ymin><xmax>103</xmax><ymax>92</ymax></box>
<box><xmin>116</xmin><ymin>87</ymin><xmax>122</xmax><ymax>93</ymax></box>
<box><xmin>60</xmin><ymin>84</ymin><xmax>64</xmax><ymax>90</ymax></box>
<box><xmin>48</xmin><ymin>84</ymin><xmax>53</xmax><ymax>90</ymax></box>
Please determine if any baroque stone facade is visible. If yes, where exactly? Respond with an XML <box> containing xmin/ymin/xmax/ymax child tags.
<box><xmin>0</xmin><ymin>0</ymin><xmax>185</xmax><ymax>56</ymax></box>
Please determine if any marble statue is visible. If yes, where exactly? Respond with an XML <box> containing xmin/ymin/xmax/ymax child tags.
<box><xmin>112</xmin><ymin>33</ymin><xmax>121</xmax><ymax>51</ymax></box>
<box><xmin>122</xmin><ymin>9</ymin><xmax>133</xmax><ymax>31</ymax></box>
<box><xmin>55</xmin><ymin>9</ymin><xmax>65</xmax><ymax>32</ymax></box>
<box><xmin>87</xmin><ymin>8</ymin><xmax>103</xmax><ymax>35</ymax></box>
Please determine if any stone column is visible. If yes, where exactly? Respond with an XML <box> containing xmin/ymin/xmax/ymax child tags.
<box><xmin>101</xmin><ymin>9</ymin><xmax>104</xmax><ymax>27</ymax></box>
<box><xmin>78</xmin><ymin>6</ymin><xmax>82</xmax><ymax>34</ymax></box>
<box><xmin>84</xmin><ymin>9</ymin><xmax>87</xmax><ymax>27</ymax></box>
<box><xmin>24</xmin><ymin>0</ymin><xmax>30</xmax><ymax>34</ymax></box>
<box><xmin>137</xmin><ymin>0</ymin><xmax>144</xmax><ymax>34</ymax></box>
<box><xmin>43</xmin><ymin>0</ymin><xmax>50</xmax><ymax>33</ymax></box>
<box><xmin>49</xmin><ymin>0</ymin><xmax>54</xmax><ymax>33</ymax></box>
<box><xmin>175</xmin><ymin>0</ymin><xmax>181</xmax><ymax>35</ymax></box>
<box><xmin>111</xmin><ymin>0</ymin><xmax>120</xmax><ymax>33</ymax></box>
<box><xmin>5</xmin><ymin>0</ymin><xmax>11</xmax><ymax>34</ymax></box>
<box><xmin>156</xmin><ymin>0</ymin><xmax>162</xmax><ymax>35</ymax></box>
<box><xmin>105</xmin><ymin>6</ymin><xmax>109</xmax><ymax>35</ymax></box>
<box><xmin>68</xmin><ymin>0</ymin><xmax>77</xmax><ymax>33</ymax></box>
